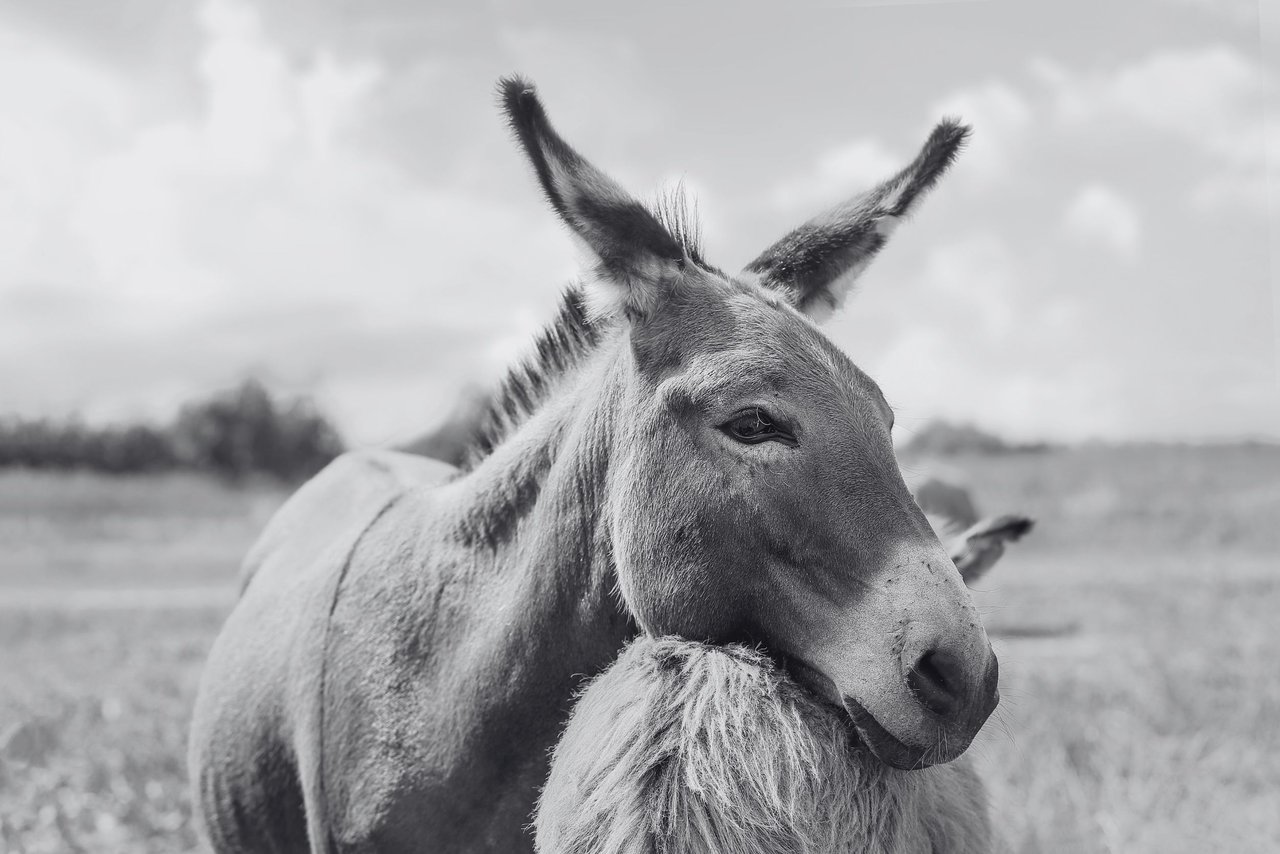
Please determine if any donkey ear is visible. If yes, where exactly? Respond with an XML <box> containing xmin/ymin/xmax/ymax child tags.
<box><xmin>743</xmin><ymin>120</ymin><xmax>970</xmax><ymax>322</ymax></box>
<box><xmin>500</xmin><ymin>76</ymin><xmax>686</xmax><ymax>320</ymax></box>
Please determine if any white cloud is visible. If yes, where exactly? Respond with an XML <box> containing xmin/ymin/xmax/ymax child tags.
<box><xmin>1032</xmin><ymin>45</ymin><xmax>1273</xmax><ymax>211</ymax></box>
<box><xmin>761</xmin><ymin>85</ymin><xmax>1033</xmax><ymax>219</ymax></box>
<box><xmin>0</xmin><ymin>0</ymin><xmax>578</xmax><ymax>444</ymax></box>
<box><xmin>1152</xmin><ymin>0</ymin><xmax>1259</xmax><ymax>27</ymax></box>
<box><xmin>1036</xmin><ymin>45</ymin><xmax>1269</xmax><ymax>163</ymax></box>
<box><xmin>763</xmin><ymin>78</ymin><xmax>1035</xmax><ymax>214</ymax></box>
<box><xmin>872</xmin><ymin>326</ymin><xmax>1129</xmax><ymax>444</ymax></box>
<box><xmin>0</xmin><ymin>29</ymin><xmax>131</xmax><ymax>285</ymax></box>
<box><xmin>930</xmin><ymin>80</ymin><xmax>1034</xmax><ymax>182</ymax></box>
<box><xmin>914</xmin><ymin>234</ymin><xmax>1019</xmax><ymax>338</ymax></box>
<box><xmin>763</xmin><ymin>76</ymin><xmax>1034</xmax><ymax>223</ymax></box>
<box><xmin>833</xmin><ymin>229</ymin><xmax>1159</xmax><ymax>443</ymax></box>
<box><xmin>925</xmin><ymin>45</ymin><xmax>1272</xmax><ymax>210</ymax></box>
<box><xmin>765</xmin><ymin>138</ymin><xmax>901</xmax><ymax>214</ymax></box>
<box><xmin>65</xmin><ymin>0</ymin><xmax>389</xmax><ymax>304</ymax></box>
<box><xmin>1062</xmin><ymin>184</ymin><xmax>1142</xmax><ymax>259</ymax></box>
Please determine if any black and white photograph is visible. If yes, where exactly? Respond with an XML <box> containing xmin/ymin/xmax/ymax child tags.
<box><xmin>0</xmin><ymin>1</ymin><xmax>1276</xmax><ymax>852</ymax></box>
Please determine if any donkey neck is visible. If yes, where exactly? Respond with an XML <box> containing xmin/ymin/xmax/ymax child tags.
<box><xmin>445</xmin><ymin>332</ymin><xmax>637</xmax><ymax>658</ymax></box>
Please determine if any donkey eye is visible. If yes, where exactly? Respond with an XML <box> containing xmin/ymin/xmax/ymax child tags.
<box><xmin>720</xmin><ymin>409</ymin><xmax>796</xmax><ymax>446</ymax></box>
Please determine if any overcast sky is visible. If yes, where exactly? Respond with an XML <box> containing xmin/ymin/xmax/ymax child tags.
<box><xmin>1</xmin><ymin>0</ymin><xmax>1276</xmax><ymax>446</ymax></box>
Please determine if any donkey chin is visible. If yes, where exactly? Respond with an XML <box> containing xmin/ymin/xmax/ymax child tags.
<box><xmin>782</xmin><ymin>631</ymin><xmax>1000</xmax><ymax>771</ymax></box>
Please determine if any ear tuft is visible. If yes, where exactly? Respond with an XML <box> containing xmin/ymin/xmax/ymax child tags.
<box><xmin>497</xmin><ymin>75</ymin><xmax>578</xmax><ymax>220</ymax></box>
<box><xmin>872</xmin><ymin>118</ymin><xmax>970</xmax><ymax>219</ymax></box>
<box><xmin>743</xmin><ymin>118</ymin><xmax>971</xmax><ymax>322</ymax></box>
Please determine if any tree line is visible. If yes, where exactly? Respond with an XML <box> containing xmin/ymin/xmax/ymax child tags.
<box><xmin>0</xmin><ymin>379</ymin><xmax>344</xmax><ymax>482</ymax></box>
<box><xmin>900</xmin><ymin>420</ymin><xmax>1055</xmax><ymax>456</ymax></box>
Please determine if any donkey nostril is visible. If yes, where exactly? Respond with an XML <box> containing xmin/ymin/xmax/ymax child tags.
<box><xmin>908</xmin><ymin>650</ymin><xmax>963</xmax><ymax>717</ymax></box>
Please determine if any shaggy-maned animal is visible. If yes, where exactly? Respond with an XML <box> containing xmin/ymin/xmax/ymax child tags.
<box><xmin>400</xmin><ymin>385</ymin><xmax>490</xmax><ymax>468</ymax></box>
<box><xmin>537</xmin><ymin>637</ymin><xmax>994</xmax><ymax>854</ymax></box>
<box><xmin>190</xmin><ymin>76</ymin><xmax>999</xmax><ymax>854</ymax></box>
<box><xmin>910</xmin><ymin>475</ymin><xmax>1033</xmax><ymax>585</ymax></box>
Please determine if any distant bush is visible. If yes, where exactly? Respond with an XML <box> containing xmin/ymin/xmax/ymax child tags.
<box><xmin>0</xmin><ymin>379</ymin><xmax>344</xmax><ymax>482</ymax></box>
<box><xmin>0</xmin><ymin>418</ymin><xmax>179</xmax><ymax>473</ymax></box>
<box><xmin>174</xmin><ymin>379</ymin><xmax>344</xmax><ymax>482</ymax></box>
<box><xmin>901</xmin><ymin>419</ymin><xmax>1054</xmax><ymax>456</ymax></box>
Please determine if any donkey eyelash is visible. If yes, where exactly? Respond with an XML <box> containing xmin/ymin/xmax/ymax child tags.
<box><xmin>720</xmin><ymin>408</ymin><xmax>798</xmax><ymax>447</ymax></box>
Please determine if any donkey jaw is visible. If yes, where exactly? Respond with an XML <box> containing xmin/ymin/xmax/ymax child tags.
<box><xmin>780</xmin><ymin>651</ymin><xmax>986</xmax><ymax>771</ymax></box>
<box><xmin>841</xmin><ymin>696</ymin><xmax>949</xmax><ymax>770</ymax></box>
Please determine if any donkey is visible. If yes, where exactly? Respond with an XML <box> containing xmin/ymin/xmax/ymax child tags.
<box><xmin>189</xmin><ymin>77</ymin><xmax>998</xmax><ymax>854</ymax></box>
<box><xmin>910</xmin><ymin>474</ymin><xmax>1032</xmax><ymax>585</ymax></box>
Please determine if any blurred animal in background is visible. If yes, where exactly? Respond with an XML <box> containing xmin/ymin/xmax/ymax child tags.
<box><xmin>537</xmin><ymin>636</ymin><xmax>995</xmax><ymax>854</ymax></box>
<box><xmin>399</xmin><ymin>384</ymin><xmax>489</xmax><ymax>467</ymax></box>
<box><xmin>190</xmin><ymin>76</ymin><xmax>1000</xmax><ymax>853</ymax></box>
<box><xmin>909</xmin><ymin>474</ymin><xmax>1034</xmax><ymax>585</ymax></box>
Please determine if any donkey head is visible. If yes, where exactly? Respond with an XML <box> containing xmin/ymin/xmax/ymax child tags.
<box><xmin>501</xmin><ymin>77</ymin><xmax>996</xmax><ymax>769</ymax></box>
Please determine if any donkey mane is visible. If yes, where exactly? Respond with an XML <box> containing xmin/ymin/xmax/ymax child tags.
<box><xmin>462</xmin><ymin>190</ymin><xmax>709</xmax><ymax>471</ymax></box>
<box><xmin>463</xmin><ymin>286</ymin><xmax>602</xmax><ymax>469</ymax></box>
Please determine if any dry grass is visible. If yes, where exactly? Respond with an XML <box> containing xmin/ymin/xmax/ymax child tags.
<box><xmin>0</xmin><ymin>472</ymin><xmax>284</xmax><ymax>853</ymax></box>
<box><xmin>909</xmin><ymin>445</ymin><xmax>1280</xmax><ymax>853</ymax></box>
<box><xmin>0</xmin><ymin>469</ymin><xmax>285</xmax><ymax>591</ymax></box>
<box><xmin>0</xmin><ymin>609</ymin><xmax>226</xmax><ymax>853</ymax></box>
<box><xmin>1</xmin><ymin>445</ymin><xmax>1278</xmax><ymax>852</ymax></box>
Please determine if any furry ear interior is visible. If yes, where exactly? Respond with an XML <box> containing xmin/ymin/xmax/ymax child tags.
<box><xmin>743</xmin><ymin>120</ymin><xmax>971</xmax><ymax>322</ymax></box>
<box><xmin>499</xmin><ymin>75</ymin><xmax>686</xmax><ymax>320</ymax></box>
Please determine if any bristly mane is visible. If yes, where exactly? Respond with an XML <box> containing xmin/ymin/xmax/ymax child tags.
<box><xmin>462</xmin><ymin>286</ymin><xmax>603</xmax><ymax>470</ymax></box>
<box><xmin>461</xmin><ymin>191</ymin><xmax>708</xmax><ymax>471</ymax></box>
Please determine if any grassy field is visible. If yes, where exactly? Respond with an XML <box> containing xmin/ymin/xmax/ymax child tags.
<box><xmin>922</xmin><ymin>446</ymin><xmax>1280</xmax><ymax>853</ymax></box>
<box><xmin>0</xmin><ymin>472</ymin><xmax>286</xmax><ymax>853</ymax></box>
<box><xmin>1</xmin><ymin>446</ymin><xmax>1278</xmax><ymax>852</ymax></box>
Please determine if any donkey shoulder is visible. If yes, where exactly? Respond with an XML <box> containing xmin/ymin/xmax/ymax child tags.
<box><xmin>192</xmin><ymin>450</ymin><xmax>457</xmax><ymax>853</ymax></box>
<box><xmin>239</xmin><ymin>449</ymin><xmax>456</xmax><ymax>595</ymax></box>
